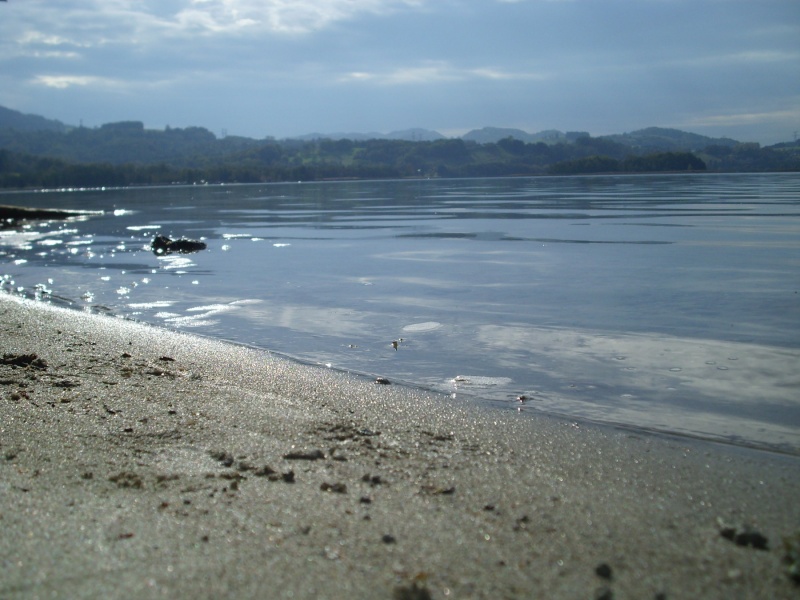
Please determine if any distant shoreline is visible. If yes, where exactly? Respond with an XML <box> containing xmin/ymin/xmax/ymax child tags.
<box><xmin>2</xmin><ymin>169</ymin><xmax>794</xmax><ymax>195</ymax></box>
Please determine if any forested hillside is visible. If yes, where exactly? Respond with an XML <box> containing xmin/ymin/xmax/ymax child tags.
<box><xmin>0</xmin><ymin>107</ymin><xmax>798</xmax><ymax>188</ymax></box>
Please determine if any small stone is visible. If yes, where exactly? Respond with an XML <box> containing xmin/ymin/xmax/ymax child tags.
<box><xmin>595</xmin><ymin>563</ymin><xmax>613</xmax><ymax>580</ymax></box>
<box><xmin>320</xmin><ymin>482</ymin><xmax>347</xmax><ymax>494</ymax></box>
<box><xmin>735</xmin><ymin>530</ymin><xmax>769</xmax><ymax>550</ymax></box>
<box><xmin>375</xmin><ymin>376</ymin><xmax>391</xmax><ymax>385</ymax></box>
<box><xmin>393</xmin><ymin>583</ymin><xmax>432</xmax><ymax>600</ymax></box>
<box><xmin>594</xmin><ymin>587</ymin><xmax>613</xmax><ymax>600</ymax></box>
<box><xmin>382</xmin><ymin>534</ymin><xmax>397</xmax><ymax>544</ymax></box>
<box><xmin>718</xmin><ymin>519</ymin><xmax>769</xmax><ymax>551</ymax></box>
<box><xmin>283</xmin><ymin>449</ymin><xmax>325</xmax><ymax>460</ymax></box>
<box><xmin>210</xmin><ymin>451</ymin><xmax>235</xmax><ymax>467</ymax></box>
<box><xmin>109</xmin><ymin>471</ymin><xmax>143</xmax><ymax>489</ymax></box>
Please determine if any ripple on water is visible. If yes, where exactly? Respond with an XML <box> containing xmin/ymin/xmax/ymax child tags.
<box><xmin>128</xmin><ymin>301</ymin><xmax>176</xmax><ymax>309</ymax></box>
<box><xmin>402</xmin><ymin>321</ymin><xmax>442</xmax><ymax>333</ymax></box>
<box><xmin>451</xmin><ymin>375</ymin><xmax>513</xmax><ymax>387</ymax></box>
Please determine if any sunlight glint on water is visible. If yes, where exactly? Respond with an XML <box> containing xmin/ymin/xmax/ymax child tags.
<box><xmin>2</xmin><ymin>173</ymin><xmax>799</xmax><ymax>453</ymax></box>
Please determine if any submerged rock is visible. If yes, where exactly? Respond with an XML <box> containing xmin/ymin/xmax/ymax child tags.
<box><xmin>151</xmin><ymin>235</ymin><xmax>207</xmax><ymax>255</ymax></box>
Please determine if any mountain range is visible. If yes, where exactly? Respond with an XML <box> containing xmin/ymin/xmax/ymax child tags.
<box><xmin>0</xmin><ymin>105</ymin><xmax>746</xmax><ymax>152</ymax></box>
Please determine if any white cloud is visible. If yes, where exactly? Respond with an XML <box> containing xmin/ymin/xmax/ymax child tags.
<box><xmin>339</xmin><ymin>62</ymin><xmax>445</xmax><ymax>84</ymax></box>
<box><xmin>3</xmin><ymin>0</ymin><xmax>429</xmax><ymax>46</ymax></box>
<box><xmin>30</xmin><ymin>72</ymin><xmax>176</xmax><ymax>91</ymax></box>
<box><xmin>667</xmin><ymin>49</ymin><xmax>800</xmax><ymax>69</ymax></box>
<box><xmin>684</xmin><ymin>106</ymin><xmax>800</xmax><ymax>128</ymax></box>
<box><xmin>32</xmin><ymin>75</ymin><xmax>110</xmax><ymax>89</ymax></box>
<box><xmin>469</xmin><ymin>67</ymin><xmax>548</xmax><ymax>81</ymax></box>
<box><xmin>18</xmin><ymin>31</ymin><xmax>90</xmax><ymax>48</ymax></box>
<box><xmin>152</xmin><ymin>0</ymin><xmax>428</xmax><ymax>36</ymax></box>
<box><xmin>340</xmin><ymin>62</ymin><xmax>549</xmax><ymax>85</ymax></box>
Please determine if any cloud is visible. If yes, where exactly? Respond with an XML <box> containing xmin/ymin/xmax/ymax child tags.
<box><xmin>18</xmin><ymin>31</ymin><xmax>90</xmax><ymax>48</ymax></box>
<box><xmin>3</xmin><ymin>0</ymin><xmax>429</xmax><ymax>48</ymax></box>
<box><xmin>131</xmin><ymin>0</ymin><xmax>426</xmax><ymax>36</ymax></box>
<box><xmin>1</xmin><ymin>0</ymin><xmax>797</xmax><ymax>144</ymax></box>
<box><xmin>683</xmin><ymin>106</ymin><xmax>800</xmax><ymax>128</ymax></box>
<box><xmin>340</xmin><ymin>61</ymin><xmax>548</xmax><ymax>85</ymax></box>
<box><xmin>670</xmin><ymin>49</ymin><xmax>800</xmax><ymax>69</ymax></box>
<box><xmin>341</xmin><ymin>61</ymin><xmax>460</xmax><ymax>84</ymax></box>
<box><xmin>30</xmin><ymin>73</ymin><xmax>175</xmax><ymax>92</ymax></box>
<box><xmin>32</xmin><ymin>75</ymin><xmax>111</xmax><ymax>89</ymax></box>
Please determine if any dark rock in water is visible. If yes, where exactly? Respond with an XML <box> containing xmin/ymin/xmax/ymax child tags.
<box><xmin>151</xmin><ymin>235</ymin><xmax>207</xmax><ymax>255</ymax></box>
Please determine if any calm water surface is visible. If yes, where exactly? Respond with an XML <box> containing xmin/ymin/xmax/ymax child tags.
<box><xmin>2</xmin><ymin>174</ymin><xmax>799</xmax><ymax>453</ymax></box>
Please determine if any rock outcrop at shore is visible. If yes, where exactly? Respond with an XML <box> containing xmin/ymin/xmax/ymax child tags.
<box><xmin>0</xmin><ymin>204</ymin><xmax>102</xmax><ymax>228</ymax></box>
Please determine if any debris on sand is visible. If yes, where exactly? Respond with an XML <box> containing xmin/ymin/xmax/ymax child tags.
<box><xmin>393</xmin><ymin>582</ymin><xmax>432</xmax><ymax>600</ymax></box>
<box><xmin>283</xmin><ymin>449</ymin><xmax>325</xmax><ymax>461</ymax></box>
<box><xmin>320</xmin><ymin>482</ymin><xmax>347</xmax><ymax>494</ymax></box>
<box><xmin>1</xmin><ymin>353</ymin><xmax>48</xmax><ymax>370</ymax></box>
<box><xmin>783</xmin><ymin>531</ymin><xmax>800</xmax><ymax>584</ymax></box>
<box><xmin>718</xmin><ymin>517</ymin><xmax>769</xmax><ymax>550</ymax></box>
<box><xmin>595</xmin><ymin>563</ymin><xmax>613</xmax><ymax>580</ymax></box>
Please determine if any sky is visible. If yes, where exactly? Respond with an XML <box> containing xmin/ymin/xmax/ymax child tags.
<box><xmin>1</xmin><ymin>0</ymin><xmax>798</xmax><ymax>144</ymax></box>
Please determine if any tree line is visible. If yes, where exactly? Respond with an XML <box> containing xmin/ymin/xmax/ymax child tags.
<box><xmin>0</xmin><ymin>124</ymin><xmax>798</xmax><ymax>189</ymax></box>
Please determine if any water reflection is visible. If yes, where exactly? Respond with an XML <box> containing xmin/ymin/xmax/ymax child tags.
<box><xmin>473</xmin><ymin>323</ymin><xmax>800</xmax><ymax>452</ymax></box>
<box><xmin>1</xmin><ymin>174</ymin><xmax>799</xmax><ymax>453</ymax></box>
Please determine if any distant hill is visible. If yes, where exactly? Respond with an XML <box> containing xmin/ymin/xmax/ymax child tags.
<box><xmin>292</xmin><ymin>131</ymin><xmax>385</xmax><ymax>142</ymax></box>
<box><xmin>602</xmin><ymin>127</ymin><xmax>740</xmax><ymax>152</ymax></box>
<box><xmin>292</xmin><ymin>128</ymin><xmax>444</xmax><ymax>142</ymax></box>
<box><xmin>461</xmin><ymin>126</ymin><xmax>742</xmax><ymax>152</ymax></box>
<box><xmin>0</xmin><ymin>106</ymin><xmax>70</xmax><ymax>133</ymax></box>
<box><xmin>1</xmin><ymin>104</ymin><xmax>797</xmax><ymax>187</ymax></box>
<box><xmin>385</xmin><ymin>128</ymin><xmax>445</xmax><ymax>142</ymax></box>
<box><xmin>462</xmin><ymin>127</ymin><xmax>570</xmax><ymax>145</ymax></box>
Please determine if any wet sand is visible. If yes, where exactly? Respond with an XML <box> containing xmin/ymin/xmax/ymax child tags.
<box><xmin>1</xmin><ymin>294</ymin><xmax>799</xmax><ymax>599</ymax></box>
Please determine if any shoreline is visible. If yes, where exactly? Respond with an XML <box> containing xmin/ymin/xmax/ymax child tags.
<box><xmin>0</xmin><ymin>203</ymin><xmax>103</xmax><ymax>229</ymax></box>
<box><xmin>1</xmin><ymin>294</ymin><xmax>799</xmax><ymax>598</ymax></box>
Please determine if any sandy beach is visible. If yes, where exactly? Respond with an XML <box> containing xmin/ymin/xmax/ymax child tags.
<box><xmin>1</xmin><ymin>293</ymin><xmax>799</xmax><ymax>599</ymax></box>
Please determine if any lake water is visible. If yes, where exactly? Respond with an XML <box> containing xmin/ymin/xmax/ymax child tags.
<box><xmin>2</xmin><ymin>173</ymin><xmax>799</xmax><ymax>454</ymax></box>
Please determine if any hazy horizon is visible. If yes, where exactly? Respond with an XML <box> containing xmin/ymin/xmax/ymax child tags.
<box><xmin>1</xmin><ymin>1</ymin><xmax>798</xmax><ymax>145</ymax></box>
